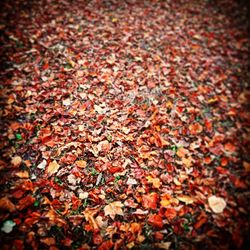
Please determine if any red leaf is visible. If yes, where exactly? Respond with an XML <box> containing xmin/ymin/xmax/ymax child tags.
<box><xmin>164</xmin><ymin>208</ymin><xmax>177</xmax><ymax>220</ymax></box>
<box><xmin>142</xmin><ymin>193</ymin><xmax>159</xmax><ymax>209</ymax></box>
<box><xmin>148</xmin><ymin>214</ymin><xmax>163</xmax><ymax>228</ymax></box>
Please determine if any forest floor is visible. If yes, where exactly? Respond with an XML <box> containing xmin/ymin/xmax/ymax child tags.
<box><xmin>0</xmin><ymin>0</ymin><xmax>250</xmax><ymax>249</ymax></box>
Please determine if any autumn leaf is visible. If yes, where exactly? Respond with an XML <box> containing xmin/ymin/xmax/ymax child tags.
<box><xmin>164</xmin><ymin>208</ymin><xmax>177</xmax><ymax>220</ymax></box>
<box><xmin>154</xmin><ymin>242</ymin><xmax>171</xmax><ymax>250</ymax></box>
<box><xmin>177</xmin><ymin>195</ymin><xmax>195</xmax><ymax>204</ymax></box>
<box><xmin>47</xmin><ymin>160</ymin><xmax>60</xmax><ymax>176</ymax></box>
<box><xmin>0</xmin><ymin>197</ymin><xmax>16</xmax><ymax>212</ymax></box>
<box><xmin>142</xmin><ymin>193</ymin><xmax>159</xmax><ymax>209</ymax></box>
<box><xmin>11</xmin><ymin>156</ymin><xmax>22</xmax><ymax>167</ymax></box>
<box><xmin>75</xmin><ymin>160</ymin><xmax>87</xmax><ymax>168</ymax></box>
<box><xmin>148</xmin><ymin>214</ymin><xmax>163</xmax><ymax>228</ymax></box>
<box><xmin>146</xmin><ymin>176</ymin><xmax>161</xmax><ymax>188</ymax></box>
<box><xmin>208</xmin><ymin>196</ymin><xmax>226</xmax><ymax>213</ymax></box>
<box><xmin>243</xmin><ymin>161</ymin><xmax>250</xmax><ymax>172</ymax></box>
<box><xmin>104</xmin><ymin>201</ymin><xmax>124</xmax><ymax>219</ymax></box>
<box><xmin>189</xmin><ymin>123</ymin><xmax>203</xmax><ymax>135</ymax></box>
<box><xmin>16</xmin><ymin>171</ymin><xmax>29</xmax><ymax>178</ymax></box>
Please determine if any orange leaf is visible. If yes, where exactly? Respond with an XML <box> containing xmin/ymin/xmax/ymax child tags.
<box><xmin>148</xmin><ymin>214</ymin><xmax>163</xmax><ymax>228</ymax></box>
<box><xmin>165</xmin><ymin>208</ymin><xmax>177</xmax><ymax>220</ymax></box>
<box><xmin>75</xmin><ymin>160</ymin><xmax>87</xmax><ymax>168</ymax></box>
<box><xmin>17</xmin><ymin>195</ymin><xmax>35</xmax><ymax>210</ymax></box>
<box><xmin>40</xmin><ymin>237</ymin><xmax>56</xmax><ymax>246</ymax></box>
<box><xmin>189</xmin><ymin>123</ymin><xmax>203</xmax><ymax>135</ymax></box>
<box><xmin>243</xmin><ymin>161</ymin><xmax>250</xmax><ymax>172</ymax></box>
<box><xmin>104</xmin><ymin>201</ymin><xmax>124</xmax><ymax>220</ymax></box>
<box><xmin>47</xmin><ymin>160</ymin><xmax>60</xmax><ymax>176</ymax></box>
<box><xmin>146</xmin><ymin>176</ymin><xmax>161</xmax><ymax>188</ymax></box>
<box><xmin>0</xmin><ymin>196</ymin><xmax>16</xmax><ymax>212</ymax></box>
<box><xmin>224</xmin><ymin>142</ymin><xmax>236</xmax><ymax>153</ymax></box>
<box><xmin>142</xmin><ymin>193</ymin><xmax>159</xmax><ymax>209</ymax></box>
<box><xmin>16</xmin><ymin>171</ymin><xmax>30</xmax><ymax>178</ymax></box>
<box><xmin>176</xmin><ymin>147</ymin><xmax>188</xmax><ymax>158</ymax></box>
<box><xmin>11</xmin><ymin>156</ymin><xmax>22</xmax><ymax>167</ymax></box>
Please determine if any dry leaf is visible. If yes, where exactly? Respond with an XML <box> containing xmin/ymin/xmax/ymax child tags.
<box><xmin>0</xmin><ymin>197</ymin><xmax>16</xmax><ymax>212</ymax></box>
<box><xmin>75</xmin><ymin>160</ymin><xmax>87</xmax><ymax>168</ymax></box>
<box><xmin>47</xmin><ymin>160</ymin><xmax>60</xmax><ymax>176</ymax></box>
<box><xmin>154</xmin><ymin>242</ymin><xmax>171</xmax><ymax>250</ymax></box>
<box><xmin>243</xmin><ymin>161</ymin><xmax>250</xmax><ymax>172</ymax></box>
<box><xmin>16</xmin><ymin>171</ymin><xmax>29</xmax><ymax>178</ymax></box>
<box><xmin>208</xmin><ymin>195</ymin><xmax>226</xmax><ymax>213</ymax></box>
<box><xmin>11</xmin><ymin>156</ymin><xmax>22</xmax><ymax>167</ymax></box>
<box><xmin>177</xmin><ymin>195</ymin><xmax>195</xmax><ymax>204</ymax></box>
<box><xmin>104</xmin><ymin>201</ymin><xmax>124</xmax><ymax>219</ymax></box>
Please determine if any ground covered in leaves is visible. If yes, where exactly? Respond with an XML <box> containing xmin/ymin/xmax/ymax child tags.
<box><xmin>0</xmin><ymin>0</ymin><xmax>250</xmax><ymax>249</ymax></box>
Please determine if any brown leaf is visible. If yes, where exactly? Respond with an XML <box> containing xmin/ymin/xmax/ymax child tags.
<box><xmin>0</xmin><ymin>197</ymin><xmax>16</xmax><ymax>212</ymax></box>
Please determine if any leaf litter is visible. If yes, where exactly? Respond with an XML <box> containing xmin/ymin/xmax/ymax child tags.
<box><xmin>0</xmin><ymin>0</ymin><xmax>249</xmax><ymax>249</ymax></box>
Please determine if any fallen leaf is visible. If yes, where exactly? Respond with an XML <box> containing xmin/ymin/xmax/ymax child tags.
<box><xmin>37</xmin><ymin>159</ymin><xmax>47</xmax><ymax>170</ymax></box>
<box><xmin>126</xmin><ymin>178</ymin><xmax>137</xmax><ymax>185</ymax></box>
<box><xmin>104</xmin><ymin>201</ymin><xmax>124</xmax><ymax>219</ymax></box>
<box><xmin>177</xmin><ymin>195</ymin><xmax>195</xmax><ymax>204</ymax></box>
<box><xmin>0</xmin><ymin>197</ymin><xmax>16</xmax><ymax>212</ymax></box>
<box><xmin>243</xmin><ymin>161</ymin><xmax>250</xmax><ymax>172</ymax></box>
<box><xmin>16</xmin><ymin>171</ymin><xmax>29</xmax><ymax>178</ymax></box>
<box><xmin>1</xmin><ymin>220</ymin><xmax>16</xmax><ymax>233</ymax></box>
<box><xmin>142</xmin><ymin>193</ymin><xmax>159</xmax><ymax>209</ymax></box>
<box><xmin>40</xmin><ymin>237</ymin><xmax>56</xmax><ymax>246</ymax></box>
<box><xmin>75</xmin><ymin>160</ymin><xmax>87</xmax><ymax>168</ymax></box>
<box><xmin>208</xmin><ymin>195</ymin><xmax>226</xmax><ymax>213</ymax></box>
<box><xmin>47</xmin><ymin>160</ymin><xmax>60</xmax><ymax>176</ymax></box>
<box><xmin>224</xmin><ymin>142</ymin><xmax>236</xmax><ymax>153</ymax></box>
<box><xmin>164</xmin><ymin>208</ymin><xmax>177</xmax><ymax>220</ymax></box>
<box><xmin>154</xmin><ymin>242</ymin><xmax>171</xmax><ymax>250</ymax></box>
<box><xmin>189</xmin><ymin>123</ymin><xmax>203</xmax><ymax>135</ymax></box>
<box><xmin>11</xmin><ymin>156</ymin><xmax>22</xmax><ymax>167</ymax></box>
<box><xmin>63</xmin><ymin>98</ymin><xmax>71</xmax><ymax>106</ymax></box>
<box><xmin>148</xmin><ymin>214</ymin><xmax>163</xmax><ymax>228</ymax></box>
<box><xmin>146</xmin><ymin>176</ymin><xmax>161</xmax><ymax>188</ymax></box>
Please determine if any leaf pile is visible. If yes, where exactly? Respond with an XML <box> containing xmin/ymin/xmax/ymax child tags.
<box><xmin>0</xmin><ymin>0</ymin><xmax>249</xmax><ymax>249</ymax></box>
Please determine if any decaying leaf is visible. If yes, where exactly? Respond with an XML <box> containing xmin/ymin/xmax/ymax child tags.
<box><xmin>104</xmin><ymin>201</ymin><xmax>124</xmax><ymax>219</ymax></box>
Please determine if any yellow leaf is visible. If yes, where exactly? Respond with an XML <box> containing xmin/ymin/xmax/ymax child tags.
<box><xmin>16</xmin><ymin>171</ymin><xmax>29</xmax><ymax>178</ymax></box>
<box><xmin>146</xmin><ymin>176</ymin><xmax>161</xmax><ymax>188</ymax></box>
<box><xmin>47</xmin><ymin>160</ymin><xmax>60</xmax><ymax>176</ymax></box>
<box><xmin>104</xmin><ymin>201</ymin><xmax>124</xmax><ymax>220</ymax></box>
<box><xmin>177</xmin><ymin>195</ymin><xmax>195</xmax><ymax>204</ymax></box>
<box><xmin>75</xmin><ymin>160</ymin><xmax>87</xmax><ymax>168</ymax></box>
